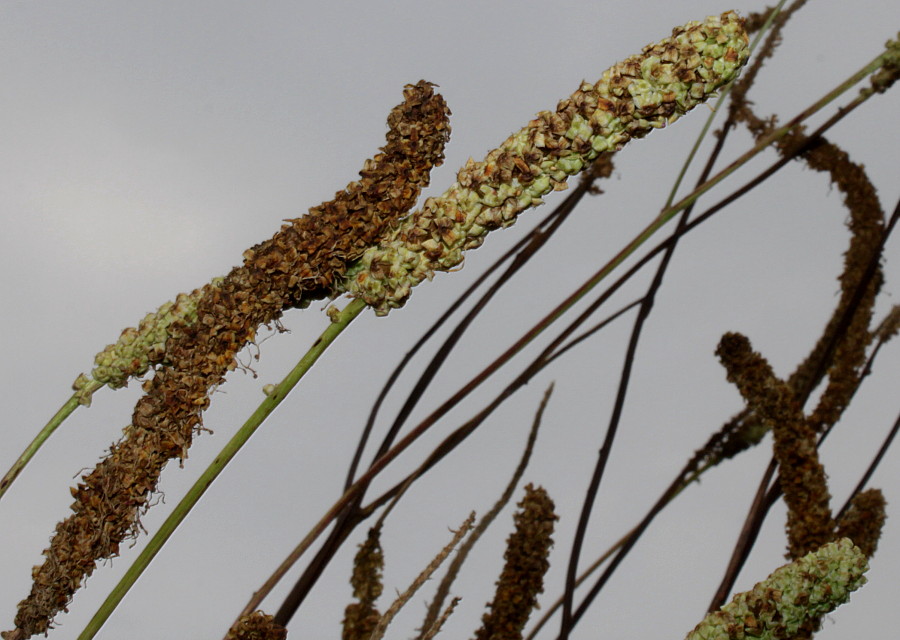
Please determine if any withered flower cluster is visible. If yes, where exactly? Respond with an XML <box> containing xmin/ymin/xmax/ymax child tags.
<box><xmin>473</xmin><ymin>484</ymin><xmax>557</xmax><ymax>640</ymax></box>
<box><xmin>5</xmin><ymin>81</ymin><xmax>450</xmax><ymax>640</ymax></box>
<box><xmin>343</xmin><ymin>11</ymin><xmax>751</xmax><ymax>315</ymax></box>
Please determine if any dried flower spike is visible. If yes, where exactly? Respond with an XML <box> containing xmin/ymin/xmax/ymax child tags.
<box><xmin>344</xmin><ymin>11</ymin><xmax>750</xmax><ymax>314</ymax></box>
<box><xmin>685</xmin><ymin>538</ymin><xmax>868</xmax><ymax>640</ymax></box>
<box><xmin>73</xmin><ymin>80</ymin><xmax>450</xmax><ymax>405</ymax></box>
<box><xmin>342</xmin><ymin>527</ymin><xmax>384</xmax><ymax>640</ymax></box>
<box><xmin>473</xmin><ymin>484</ymin><xmax>557</xmax><ymax>640</ymax></box>
<box><xmin>716</xmin><ymin>332</ymin><xmax>834</xmax><ymax>559</ymax></box>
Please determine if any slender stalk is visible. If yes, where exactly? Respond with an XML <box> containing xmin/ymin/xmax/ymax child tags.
<box><xmin>76</xmin><ymin>298</ymin><xmax>366</xmax><ymax>640</ymax></box>
<box><xmin>0</xmin><ymin>392</ymin><xmax>91</xmax><ymax>500</ymax></box>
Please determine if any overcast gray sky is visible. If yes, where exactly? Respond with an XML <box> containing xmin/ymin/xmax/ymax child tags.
<box><xmin>2</xmin><ymin>2</ymin><xmax>898</xmax><ymax>639</ymax></box>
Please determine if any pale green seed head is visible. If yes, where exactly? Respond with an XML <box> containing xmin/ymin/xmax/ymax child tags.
<box><xmin>344</xmin><ymin>11</ymin><xmax>751</xmax><ymax>315</ymax></box>
<box><xmin>686</xmin><ymin>539</ymin><xmax>868</xmax><ymax>640</ymax></box>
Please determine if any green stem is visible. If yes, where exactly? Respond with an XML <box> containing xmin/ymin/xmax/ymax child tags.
<box><xmin>0</xmin><ymin>387</ymin><xmax>97</xmax><ymax>500</ymax></box>
<box><xmin>76</xmin><ymin>297</ymin><xmax>366</xmax><ymax>640</ymax></box>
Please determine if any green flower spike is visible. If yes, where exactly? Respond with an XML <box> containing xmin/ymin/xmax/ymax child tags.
<box><xmin>344</xmin><ymin>11</ymin><xmax>750</xmax><ymax>315</ymax></box>
<box><xmin>71</xmin><ymin>280</ymin><xmax>221</xmax><ymax>405</ymax></box>
<box><xmin>686</xmin><ymin>538</ymin><xmax>869</xmax><ymax>640</ymax></box>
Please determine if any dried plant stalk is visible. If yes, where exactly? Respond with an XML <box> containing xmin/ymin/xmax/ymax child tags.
<box><xmin>5</xmin><ymin>81</ymin><xmax>450</xmax><ymax>640</ymax></box>
<box><xmin>369</xmin><ymin>513</ymin><xmax>475</xmax><ymax>640</ymax></box>
<box><xmin>421</xmin><ymin>597</ymin><xmax>461</xmax><ymax>640</ymax></box>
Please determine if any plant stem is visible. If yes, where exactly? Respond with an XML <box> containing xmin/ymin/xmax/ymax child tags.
<box><xmin>0</xmin><ymin>390</ymin><xmax>92</xmax><ymax>500</ymax></box>
<box><xmin>76</xmin><ymin>297</ymin><xmax>366</xmax><ymax>640</ymax></box>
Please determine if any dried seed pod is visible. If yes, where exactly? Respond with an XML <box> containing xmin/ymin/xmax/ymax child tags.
<box><xmin>344</xmin><ymin>11</ymin><xmax>750</xmax><ymax>315</ymax></box>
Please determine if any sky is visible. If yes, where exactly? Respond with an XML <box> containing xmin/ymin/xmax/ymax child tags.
<box><xmin>1</xmin><ymin>1</ymin><xmax>898</xmax><ymax>639</ymax></box>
